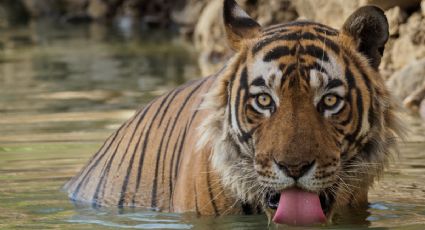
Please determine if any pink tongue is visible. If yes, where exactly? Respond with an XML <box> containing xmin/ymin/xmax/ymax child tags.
<box><xmin>272</xmin><ymin>188</ymin><xmax>326</xmax><ymax>225</ymax></box>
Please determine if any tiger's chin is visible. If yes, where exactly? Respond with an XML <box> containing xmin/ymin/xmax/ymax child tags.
<box><xmin>262</xmin><ymin>188</ymin><xmax>336</xmax><ymax>226</ymax></box>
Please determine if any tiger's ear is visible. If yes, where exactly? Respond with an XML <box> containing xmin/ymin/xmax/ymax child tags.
<box><xmin>223</xmin><ymin>0</ymin><xmax>261</xmax><ymax>51</ymax></box>
<box><xmin>342</xmin><ymin>5</ymin><xmax>389</xmax><ymax>69</ymax></box>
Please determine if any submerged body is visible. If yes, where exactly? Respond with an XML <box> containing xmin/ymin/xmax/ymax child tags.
<box><xmin>65</xmin><ymin>0</ymin><xmax>400</xmax><ymax>225</ymax></box>
<box><xmin>65</xmin><ymin>76</ymin><xmax>246</xmax><ymax>215</ymax></box>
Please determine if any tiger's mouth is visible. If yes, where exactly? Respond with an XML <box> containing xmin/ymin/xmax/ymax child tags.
<box><xmin>264</xmin><ymin>188</ymin><xmax>335</xmax><ymax>226</ymax></box>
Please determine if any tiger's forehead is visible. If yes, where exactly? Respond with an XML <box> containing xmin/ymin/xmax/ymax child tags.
<box><xmin>247</xmin><ymin>21</ymin><xmax>345</xmax><ymax>88</ymax></box>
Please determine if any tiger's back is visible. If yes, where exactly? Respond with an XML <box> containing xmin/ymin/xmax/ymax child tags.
<box><xmin>64</xmin><ymin>76</ymin><xmax>241</xmax><ymax>214</ymax></box>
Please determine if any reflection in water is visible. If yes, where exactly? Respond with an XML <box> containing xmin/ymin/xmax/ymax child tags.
<box><xmin>0</xmin><ymin>20</ymin><xmax>425</xmax><ymax>229</ymax></box>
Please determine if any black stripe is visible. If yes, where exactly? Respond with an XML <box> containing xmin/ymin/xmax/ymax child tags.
<box><xmin>334</xmin><ymin>126</ymin><xmax>345</xmax><ymax>135</ymax></box>
<box><xmin>151</xmin><ymin>79</ymin><xmax>206</xmax><ymax>207</ymax></box>
<box><xmin>131</xmin><ymin>91</ymin><xmax>184</xmax><ymax>204</ymax></box>
<box><xmin>263</xmin><ymin>46</ymin><xmax>294</xmax><ymax>62</ymax></box>
<box><xmin>346</xmin><ymin>88</ymin><xmax>364</xmax><ymax>143</ymax></box>
<box><xmin>240</xmin><ymin>67</ymin><xmax>249</xmax><ymax>102</ymax></box>
<box><xmin>117</xmin><ymin>99</ymin><xmax>161</xmax><ymax>170</ymax></box>
<box><xmin>194</xmin><ymin>183</ymin><xmax>200</xmax><ymax>215</ymax></box>
<box><xmin>340</xmin><ymin>91</ymin><xmax>354</xmax><ymax>126</ymax></box>
<box><xmin>344</xmin><ymin>64</ymin><xmax>356</xmax><ymax>90</ymax></box>
<box><xmin>340</xmin><ymin>64</ymin><xmax>356</xmax><ymax>126</ymax></box>
<box><xmin>161</xmin><ymin>88</ymin><xmax>201</xmax><ymax>191</ymax></box>
<box><xmin>91</xmin><ymin>99</ymin><xmax>158</xmax><ymax>205</ymax></box>
<box><xmin>151</xmin><ymin>117</ymin><xmax>172</xmax><ymax>207</ymax></box>
<box><xmin>71</xmin><ymin>127</ymin><xmax>121</xmax><ymax>200</ymax></box>
<box><xmin>255</xmin><ymin>25</ymin><xmax>339</xmax><ymax>54</ymax></box>
<box><xmin>251</xmin><ymin>77</ymin><xmax>266</xmax><ymax>87</ymax></box>
<box><xmin>173</xmin><ymin>125</ymin><xmax>188</xmax><ymax>182</ymax></box>
<box><xmin>313</xmin><ymin>26</ymin><xmax>338</xmax><ymax>36</ymax></box>
<box><xmin>303</xmin><ymin>45</ymin><xmax>329</xmax><ymax>62</ymax></box>
<box><xmin>157</xmin><ymin>88</ymin><xmax>183</xmax><ymax>127</ymax></box>
<box><xmin>69</xmin><ymin>130</ymin><xmax>117</xmax><ymax>196</ymax></box>
<box><xmin>290</xmin><ymin>31</ymin><xmax>340</xmax><ymax>54</ymax></box>
<box><xmin>262</xmin><ymin>28</ymin><xmax>289</xmax><ymax>37</ymax></box>
<box><xmin>94</xmin><ymin>121</ymin><xmax>132</xmax><ymax>207</ymax></box>
<box><xmin>164</xmin><ymin>79</ymin><xmax>214</xmax><ymax>208</ymax></box>
<box><xmin>206</xmin><ymin>162</ymin><xmax>219</xmax><ymax>215</ymax></box>
<box><xmin>347</xmin><ymin>52</ymin><xmax>374</xmax><ymax>131</ymax></box>
<box><xmin>358</xmin><ymin>70</ymin><xmax>374</xmax><ymax>129</ymax></box>
<box><xmin>168</xmin><ymin>129</ymin><xmax>183</xmax><ymax>209</ymax></box>
<box><xmin>280</xmin><ymin>63</ymin><xmax>297</xmax><ymax>87</ymax></box>
<box><xmin>254</xmin><ymin>33</ymin><xmax>298</xmax><ymax>54</ymax></box>
<box><xmin>118</xmin><ymin>124</ymin><xmax>147</xmax><ymax>207</ymax></box>
<box><xmin>234</xmin><ymin>67</ymin><xmax>251</xmax><ymax>138</ymax></box>
<box><xmin>326</xmin><ymin>79</ymin><xmax>344</xmax><ymax>90</ymax></box>
<box><xmin>115</xmin><ymin>94</ymin><xmax>174</xmax><ymax>206</ymax></box>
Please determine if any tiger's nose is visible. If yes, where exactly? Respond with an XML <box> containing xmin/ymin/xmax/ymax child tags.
<box><xmin>274</xmin><ymin>159</ymin><xmax>315</xmax><ymax>179</ymax></box>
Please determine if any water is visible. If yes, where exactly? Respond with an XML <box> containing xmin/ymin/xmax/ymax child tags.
<box><xmin>0</xmin><ymin>21</ymin><xmax>425</xmax><ymax>229</ymax></box>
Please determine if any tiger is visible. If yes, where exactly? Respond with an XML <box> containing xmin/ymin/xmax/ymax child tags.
<box><xmin>64</xmin><ymin>0</ymin><xmax>401</xmax><ymax>226</ymax></box>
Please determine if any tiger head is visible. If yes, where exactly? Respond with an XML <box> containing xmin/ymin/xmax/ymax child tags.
<box><xmin>199</xmin><ymin>0</ymin><xmax>400</xmax><ymax>225</ymax></box>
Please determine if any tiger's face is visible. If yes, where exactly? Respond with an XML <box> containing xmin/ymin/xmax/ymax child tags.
<box><xmin>239</xmin><ymin>25</ymin><xmax>356</xmax><ymax>218</ymax></box>
<box><xmin>200</xmin><ymin>0</ymin><xmax>399</xmax><ymax>225</ymax></box>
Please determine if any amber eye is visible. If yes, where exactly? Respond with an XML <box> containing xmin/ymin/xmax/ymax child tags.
<box><xmin>322</xmin><ymin>94</ymin><xmax>340</xmax><ymax>109</ymax></box>
<box><xmin>256</xmin><ymin>94</ymin><xmax>273</xmax><ymax>108</ymax></box>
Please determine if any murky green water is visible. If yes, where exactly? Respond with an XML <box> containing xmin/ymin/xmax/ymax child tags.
<box><xmin>1</xmin><ymin>21</ymin><xmax>425</xmax><ymax>229</ymax></box>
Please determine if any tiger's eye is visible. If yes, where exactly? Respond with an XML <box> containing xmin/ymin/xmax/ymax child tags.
<box><xmin>256</xmin><ymin>94</ymin><xmax>272</xmax><ymax>107</ymax></box>
<box><xmin>323</xmin><ymin>94</ymin><xmax>338</xmax><ymax>108</ymax></box>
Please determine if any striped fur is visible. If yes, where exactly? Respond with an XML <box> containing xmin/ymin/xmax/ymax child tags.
<box><xmin>65</xmin><ymin>1</ymin><xmax>401</xmax><ymax>222</ymax></box>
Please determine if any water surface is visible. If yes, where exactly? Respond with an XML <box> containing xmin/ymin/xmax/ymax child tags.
<box><xmin>0</xmin><ymin>21</ymin><xmax>425</xmax><ymax>229</ymax></box>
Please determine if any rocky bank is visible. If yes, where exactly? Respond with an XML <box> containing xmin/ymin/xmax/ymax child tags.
<box><xmin>1</xmin><ymin>0</ymin><xmax>425</xmax><ymax>117</ymax></box>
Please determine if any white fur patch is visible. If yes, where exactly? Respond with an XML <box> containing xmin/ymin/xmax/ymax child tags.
<box><xmin>317</xmin><ymin>55</ymin><xmax>344</xmax><ymax>81</ymax></box>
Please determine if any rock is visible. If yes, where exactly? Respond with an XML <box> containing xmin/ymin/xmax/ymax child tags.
<box><xmin>420</xmin><ymin>100</ymin><xmax>425</xmax><ymax>119</ymax></box>
<box><xmin>293</xmin><ymin>0</ymin><xmax>360</xmax><ymax>28</ymax></box>
<box><xmin>87</xmin><ymin>0</ymin><xmax>109</xmax><ymax>20</ymax></box>
<box><xmin>379</xmin><ymin>38</ymin><xmax>396</xmax><ymax>79</ymax></box>
<box><xmin>360</xmin><ymin>0</ymin><xmax>421</xmax><ymax>10</ymax></box>
<box><xmin>194</xmin><ymin>0</ymin><xmax>298</xmax><ymax>76</ymax></box>
<box><xmin>171</xmin><ymin>0</ymin><xmax>208</xmax><ymax>37</ymax></box>
<box><xmin>121</xmin><ymin>0</ymin><xmax>173</xmax><ymax>27</ymax></box>
<box><xmin>22</xmin><ymin>0</ymin><xmax>63</xmax><ymax>17</ymax></box>
<box><xmin>387</xmin><ymin>58</ymin><xmax>425</xmax><ymax>114</ymax></box>
<box><xmin>294</xmin><ymin>0</ymin><xmax>421</xmax><ymax>29</ymax></box>
<box><xmin>193</xmin><ymin>0</ymin><xmax>227</xmax><ymax>76</ymax></box>
<box><xmin>250</xmin><ymin>0</ymin><xmax>298</xmax><ymax>26</ymax></box>
<box><xmin>390</xmin><ymin>13</ymin><xmax>425</xmax><ymax>70</ymax></box>
<box><xmin>63</xmin><ymin>0</ymin><xmax>87</xmax><ymax>13</ymax></box>
<box><xmin>422</xmin><ymin>0</ymin><xmax>425</xmax><ymax>16</ymax></box>
<box><xmin>0</xmin><ymin>0</ymin><xmax>29</xmax><ymax>27</ymax></box>
<box><xmin>22</xmin><ymin>0</ymin><xmax>88</xmax><ymax>19</ymax></box>
<box><xmin>385</xmin><ymin>6</ymin><xmax>408</xmax><ymax>36</ymax></box>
